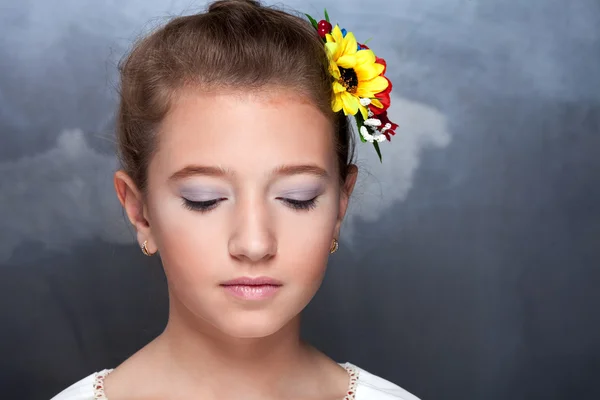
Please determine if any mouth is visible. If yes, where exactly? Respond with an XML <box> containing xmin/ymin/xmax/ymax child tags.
<box><xmin>220</xmin><ymin>276</ymin><xmax>283</xmax><ymax>300</ymax></box>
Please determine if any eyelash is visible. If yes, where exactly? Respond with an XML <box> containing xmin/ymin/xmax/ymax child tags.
<box><xmin>182</xmin><ymin>197</ymin><xmax>318</xmax><ymax>212</ymax></box>
<box><xmin>182</xmin><ymin>198</ymin><xmax>223</xmax><ymax>212</ymax></box>
<box><xmin>280</xmin><ymin>197</ymin><xmax>318</xmax><ymax>211</ymax></box>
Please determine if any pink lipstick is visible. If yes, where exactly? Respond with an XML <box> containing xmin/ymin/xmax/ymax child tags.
<box><xmin>220</xmin><ymin>276</ymin><xmax>282</xmax><ymax>300</ymax></box>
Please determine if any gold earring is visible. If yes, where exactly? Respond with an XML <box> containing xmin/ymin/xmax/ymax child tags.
<box><xmin>141</xmin><ymin>240</ymin><xmax>154</xmax><ymax>256</ymax></box>
<box><xmin>330</xmin><ymin>238</ymin><xmax>339</xmax><ymax>254</ymax></box>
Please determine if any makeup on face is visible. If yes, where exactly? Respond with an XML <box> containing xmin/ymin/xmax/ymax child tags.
<box><xmin>276</xmin><ymin>184</ymin><xmax>325</xmax><ymax>201</ymax></box>
<box><xmin>176</xmin><ymin>184</ymin><xmax>229</xmax><ymax>212</ymax></box>
<box><xmin>177</xmin><ymin>181</ymin><xmax>328</xmax><ymax>214</ymax></box>
<box><xmin>179</xmin><ymin>185</ymin><xmax>230</xmax><ymax>202</ymax></box>
<box><xmin>177</xmin><ymin>178</ymin><xmax>327</xmax><ymax>201</ymax></box>
<box><xmin>220</xmin><ymin>276</ymin><xmax>283</xmax><ymax>301</ymax></box>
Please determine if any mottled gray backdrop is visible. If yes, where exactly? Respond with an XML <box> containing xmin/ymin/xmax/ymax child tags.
<box><xmin>1</xmin><ymin>0</ymin><xmax>599</xmax><ymax>398</ymax></box>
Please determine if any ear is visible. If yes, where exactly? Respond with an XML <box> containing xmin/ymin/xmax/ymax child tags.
<box><xmin>333</xmin><ymin>164</ymin><xmax>358</xmax><ymax>239</ymax></box>
<box><xmin>114</xmin><ymin>170</ymin><xmax>156</xmax><ymax>254</ymax></box>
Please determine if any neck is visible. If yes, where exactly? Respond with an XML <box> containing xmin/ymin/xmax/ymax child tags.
<box><xmin>152</xmin><ymin>294</ymin><xmax>318</xmax><ymax>398</ymax></box>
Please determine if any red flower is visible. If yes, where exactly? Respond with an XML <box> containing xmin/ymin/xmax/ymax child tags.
<box><xmin>369</xmin><ymin>57</ymin><xmax>392</xmax><ymax>115</ymax></box>
<box><xmin>378</xmin><ymin>111</ymin><xmax>398</xmax><ymax>141</ymax></box>
<box><xmin>376</xmin><ymin>57</ymin><xmax>387</xmax><ymax>74</ymax></box>
<box><xmin>370</xmin><ymin>78</ymin><xmax>392</xmax><ymax>115</ymax></box>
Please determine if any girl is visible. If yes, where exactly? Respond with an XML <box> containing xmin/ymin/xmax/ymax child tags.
<box><xmin>51</xmin><ymin>1</ymin><xmax>418</xmax><ymax>399</ymax></box>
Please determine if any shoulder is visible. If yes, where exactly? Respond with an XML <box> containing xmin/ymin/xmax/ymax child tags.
<box><xmin>347</xmin><ymin>363</ymin><xmax>421</xmax><ymax>400</ymax></box>
<box><xmin>50</xmin><ymin>369</ymin><xmax>111</xmax><ymax>400</ymax></box>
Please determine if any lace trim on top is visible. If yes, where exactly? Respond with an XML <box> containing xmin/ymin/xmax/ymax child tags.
<box><xmin>92</xmin><ymin>363</ymin><xmax>359</xmax><ymax>400</ymax></box>
<box><xmin>92</xmin><ymin>369</ymin><xmax>112</xmax><ymax>400</ymax></box>
<box><xmin>342</xmin><ymin>363</ymin><xmax>359</xmax><ymax>400</ymax></box>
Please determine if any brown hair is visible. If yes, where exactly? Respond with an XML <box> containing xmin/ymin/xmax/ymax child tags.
<box><xmin>116</xmin><ymin>0</ymin><xmax>355</xmax><ymax>192</ymax></box>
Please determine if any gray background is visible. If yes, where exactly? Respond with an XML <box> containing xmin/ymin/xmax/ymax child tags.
<box><xmin>1</xmin><ymin>0</ymin><xmax>599</xmax><ymax>398</ymax></box>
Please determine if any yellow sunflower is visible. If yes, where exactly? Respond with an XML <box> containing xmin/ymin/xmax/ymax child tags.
<box><xmin>324</xmin><ymin>25</ymin><xmax>389</xmax><ymax>119</ymax></box>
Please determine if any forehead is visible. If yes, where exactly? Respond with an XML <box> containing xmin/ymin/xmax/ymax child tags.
<box><xmin>152</xmin><ymin>88</ymin><xmax>336</xmax><ymax>179</ymax></box>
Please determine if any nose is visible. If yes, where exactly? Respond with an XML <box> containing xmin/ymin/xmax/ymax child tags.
<box><xmin>228</xmin><ymin>195</ymin><xmax>277</xmax><ymax>263</ymax></box>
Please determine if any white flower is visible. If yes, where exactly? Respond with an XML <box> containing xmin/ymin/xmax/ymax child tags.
<box><xmin>380</xmin><ymin>122</ymin><xmax>392</xmax><ymax>133</ymax></box>
<box><xmin>360</xmin><ymin>126</ymin><xmax>387</xmax><ymax>143</ymax></box>
<box><xmin>359</xmin><ymin>126</ymin><xmax>373</xmax><ymax>142</ymax></box>
<box><xmin>364</xmin><ymin>118</ymin><xmax>382</xmax><ymax>127</ymax></box>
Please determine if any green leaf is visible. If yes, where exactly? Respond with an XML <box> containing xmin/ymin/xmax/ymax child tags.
<box><xmin>364</xmin><ymin>37</ymin><xmax>373</xmax><ymax>45</ymax></box>
<box><xmin>373</xmin><ymin>141</ymin><xmax>383</xmax><ymax>162</ymax></box>
<box><xmin>354</xmin><ymin>115</ymin><xmax>367</xmax><ymax>143</ymax></box>
<box><xmin>305</xmin><ymin>13</ymin><xmax>318</xmax><ymax>30</ymax></box>
<box><xmin>355</xmin><ymin>113</ymin><xmax>383</xmax><ymax>161</ymax></box>
<box><xmin>324</xmin><ymin>8</ymin><xmax>330</xmax><ymax>23</ymax></box>
<box><xmin>355</xmin><ymin>111</ymin><xmax>365</xmax><ymax>125</ymax></box>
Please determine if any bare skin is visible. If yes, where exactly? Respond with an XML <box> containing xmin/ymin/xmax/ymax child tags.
<box><xmin>111</xmin><ymin>88</ymin><xmax>357</xmax><ymax>400</ymax></box>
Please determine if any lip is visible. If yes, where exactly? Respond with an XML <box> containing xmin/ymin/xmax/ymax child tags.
<box><xmin>220</xmin><ymin>276</ymin><xmax>283</xmax><ymax>300</ymax></box>
<box><xmin>220</xmin><ymin>276</ymin><xmax>283</xmax><ymax>286</ymax></box>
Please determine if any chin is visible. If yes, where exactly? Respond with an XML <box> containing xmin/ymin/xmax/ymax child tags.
<box><xmin>215</xmin><ymin>310</ymin><xmax>294</xmax><ymax>339</ymax></box>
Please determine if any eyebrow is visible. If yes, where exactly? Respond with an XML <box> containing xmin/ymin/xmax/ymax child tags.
<box><xmin>169</xmin><ymin>165</ymin><xmax>231</xmax><ymax>181</ymax></box>
<box><xmin>168</xmin><ymin>164</ymin><xmax>329</xmax><ymax>181</ymax></box>
<box><xmin>272</xmin><ymin>164</ymin><xmax>329</xmax><ymax>179</ymax></box>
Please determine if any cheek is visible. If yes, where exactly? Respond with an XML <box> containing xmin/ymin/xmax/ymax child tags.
<box><xmin>277</xmin><ymin>198</ymin><xmax>339</xmax><ymax>284</ymax></box>
<box><xmin>148</xmin><ymin>197</ymin><xmax>224</xmax><ymax>285</ymax></box>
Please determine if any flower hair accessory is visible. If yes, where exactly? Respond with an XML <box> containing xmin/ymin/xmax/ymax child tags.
<box><xmin>306</xmin><ymin>10</ymin><xmax>398</xmax><ymax>162</ymax></box>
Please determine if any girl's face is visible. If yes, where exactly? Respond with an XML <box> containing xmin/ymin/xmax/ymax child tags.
<box><xmin>119</xmin><ymin>89</ymin><xmax>356</xmax><ymax>339</ymax></box>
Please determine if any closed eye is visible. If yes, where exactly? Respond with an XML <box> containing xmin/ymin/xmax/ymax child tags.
<box><xmin>278</xmin><ymin>196</ymin><xmax>318</xmax><ymax>211</ymax></box>
<box><xmin>182</xmin><ymin>198</ymin><xmax>226</xmax><ymax>212</ymax></box>
<box><xmin>183</xmin><ymin>197</ymin><xmax>318</xmax><ymax>212</ymax></box>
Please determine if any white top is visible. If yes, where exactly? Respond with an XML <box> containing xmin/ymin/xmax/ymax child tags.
<box><xmin>50</xmin><ymin>362</ymin><xmax>420</xmax><ymax>400</ymax></box>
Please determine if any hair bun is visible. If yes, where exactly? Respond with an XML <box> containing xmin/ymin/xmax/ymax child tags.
<box><xmin>208</xmin><ymin>0</ymin><xmax>261</xmax><ymax>13</ymax></box>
